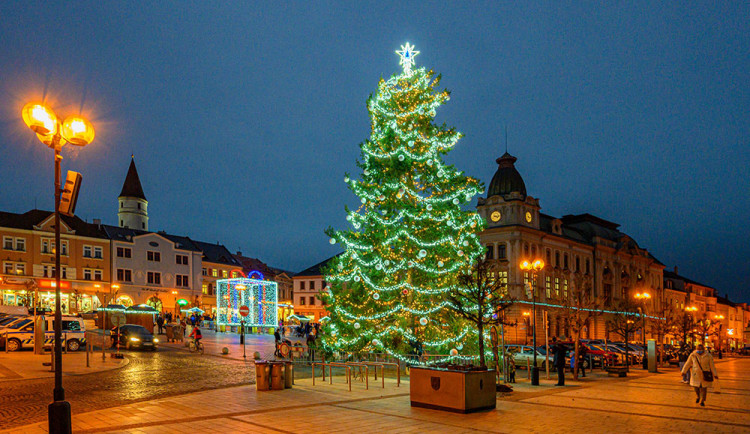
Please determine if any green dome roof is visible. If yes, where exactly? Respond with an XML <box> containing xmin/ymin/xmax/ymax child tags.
<box><xmin>487</xmin><ymin>152</ymin><xmax>527</xmax><ymax>199</ymax></box>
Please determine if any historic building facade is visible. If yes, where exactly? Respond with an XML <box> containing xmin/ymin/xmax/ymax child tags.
<box><xmin>292</xmin><ymin>257</ymin><xmax>332</xmax><ymax>322</ymax></box>
<box><xmin>0</xmin><ymin>210</ymin><xmax>111</xmax><ymax>314</ymax></box>
<box><xmin>477</xmin><ymin>152</ymin><xmax>666</xmax><ymax>344</ymax></box>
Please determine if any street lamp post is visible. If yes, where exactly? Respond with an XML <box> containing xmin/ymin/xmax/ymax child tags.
<box><xmin>634</xmin><ymin>292</ymin><xmax>651</xmax><ymax>369</ymax></box>
<box><xmin>22</xmin><ymin>102</ymin><xmax>94</xmax><ymax>434</ymax></box>
<box><xmin>520</xmin><ymin>259</ymin><xmax>545</xmax><ymax>386</ymax></box>
<box><xmin>714</xmin><ymin>314</ymin><xmax>724</xmax><ymax>358</ymax></box>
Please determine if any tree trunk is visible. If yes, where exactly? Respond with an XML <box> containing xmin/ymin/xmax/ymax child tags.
<box><xmin>478</xmin><ymin>321</ymin><xmax>486</xmax><ymax>368</ymax></box>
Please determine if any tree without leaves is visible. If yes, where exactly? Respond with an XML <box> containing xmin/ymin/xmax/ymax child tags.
<box><xmin>447</xmin><ymin>257</ymin><xmax>514</xmax><ymax>368</ymax></box>
<box><xmin>559</xmin><ymin>275</ymin><xmax>602</xmax><ymax>379</ymax></box>
<box><xmin>672</xmin><ymin>311</ymin><xmax>697</xmax><ymax>349</ymax></box>
<box><xmin>695</xmin><ymin>313</ymin><xmax>720</xmax><ymax>345</ymax></box>
<box><xmin>607</xmin><ymin>297</ymin><xmax>642</xmax><ymax>371</ymax></box>
<box><xmin>649</xmin><ymin>304</ymin><xmax>680</xmax><ymax>365</ymax></box>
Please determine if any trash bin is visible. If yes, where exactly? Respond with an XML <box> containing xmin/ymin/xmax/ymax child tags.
<box><xmin>255</xmin><ymin>361</ymin><xmax>270</xmax><ymax>391</ymax></box>
<box><xmin>270</xmin><ymin>362</ymin><xmax>284</xmax><ymax>390</ymax></box>
<box><xmin>283</xmin><ymin>362</ymin><xmax>293</xmax><ymax>389</ymax></box>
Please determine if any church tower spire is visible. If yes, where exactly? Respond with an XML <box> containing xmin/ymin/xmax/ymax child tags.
<box><xmin>118</xmin><ymin>156</ymin><xmax>149</xmax><ymax>230</ymax></box>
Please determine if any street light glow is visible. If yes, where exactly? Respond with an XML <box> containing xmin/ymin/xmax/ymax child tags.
<box><xmin>22</xmin><ymin>102</ymin><xmax>58</xmax><ymax>136</ymax></box>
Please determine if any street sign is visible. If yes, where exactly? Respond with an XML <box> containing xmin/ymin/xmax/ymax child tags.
<box><xmin>239</xmin><ymin>305</ymin><xmax>250</xmax><ymax>317</ymax></box>
<box><xmin>110</xmin><ymin>312</ymin><xmax>126</xmax><ymax>327</ymax></box>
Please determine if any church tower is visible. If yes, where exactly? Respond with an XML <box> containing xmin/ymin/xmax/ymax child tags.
<box><xmin>118</xmin><ymin>156</ymin><xmax>149</xmax><ymax>231</ymax></box>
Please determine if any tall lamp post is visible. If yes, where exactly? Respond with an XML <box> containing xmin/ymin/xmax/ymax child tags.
<box><xmin>634</xmin><ymin>291</ymin><xmax>651</xmax><ymax>369</ymax></box>
<box><xmin>520</xmin><ymin>259</ymin><xmax>545</xmax><ymax>386</ymax></box>
<box><xmin>714</xmin><ymin>314</ymin><xmax>724</xmax><ymax>358</ymax></box>
<box><xmin>22</xmin><ymin>102</ymin><xmax>95</xmax><ymax>434</ymax></box>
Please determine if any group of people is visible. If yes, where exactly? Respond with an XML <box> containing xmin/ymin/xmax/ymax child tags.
<box><xmin>154</xmin><ymin>312</ymin><xmax>216</xmax><ymax>335</ymax></box>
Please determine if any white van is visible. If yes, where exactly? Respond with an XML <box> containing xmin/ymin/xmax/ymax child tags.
<box><xmin>1</xmin><ymin>315</ymin><xmax>86</xmax><ymax>352</ymax></box>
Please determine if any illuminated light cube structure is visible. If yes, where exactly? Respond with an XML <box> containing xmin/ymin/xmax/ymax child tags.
<box><xmin>216</xmin><ymin>278</ymin><xmax>278</xmax><ymax>327</ymax></box>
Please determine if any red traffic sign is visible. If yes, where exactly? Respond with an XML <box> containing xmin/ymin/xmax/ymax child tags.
<box><xmin>239</xmin><ymin>305</ymin><xmax>250</xmax><ymax>317</ymax></box>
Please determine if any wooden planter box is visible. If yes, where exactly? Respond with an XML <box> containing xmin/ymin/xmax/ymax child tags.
<box><xmin>410</xmin><ymin>366</ymin><xmax>496</xmax><ymax>413</ymax></box>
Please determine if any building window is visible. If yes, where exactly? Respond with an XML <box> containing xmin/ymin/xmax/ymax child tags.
<box><xmin>498</xmin><ymin>243</ymin><xmax>506</xmax><ymax>259</ymax></box>
<box><xmin>576</xmin><ymin>256</ymin><xmax>580</xmax><ymax>272</ymax></box>
<box><xmin>141</xmin><ymin>223</ymin><xmax>145</xmax><ymax>229</ymax></box>
<box><xmin>83</xmin><ymin>269</ymin><xmax>92</xmax><ymax>280</ymax></box>
<box><xmin>147</xmin><ymin>272</ymin><xmax>161</xmax><ymax>285</ymax></box>
<box><xmin>603</xmin><ymin>283</ymin><xmax>612</xmax><ymax>302</ymax></box>
<box><xmin>563</xmin><ymin>254</ymin><xmax>568</xmax><ymax>270</ymax></box>
<box><xmin>585</xmin><ymin>259</ymin><xmax>590</xmax><ymax>274</ymax></box>
<box><xmin>231</xmin><ymin>271</ymin><xmax>240</xmax><ymax>278</ymax></box>
<box><xmin>202</xmin><ymin>283</ymin><xmax>208</xmax><ymax>295</ymax></box>
<box><xmin>15</xmin><ymin>238</ymin><xmax>25</xmax><ymax>252</ymax></box>
<box><xmin>202</xmin><ymin>268</ymin><xmax>207</xmax><ymax>276</ymax></box>
<box><xmin>94</xmin><ymin>246</ymin><xmax>103</xmax><ymax>259</ymax></box>
<box><xmin>117</xmin><ymin>247</ymin><xmax>132</xmax><ymax>258</ymax></box>
<box><xmin>310</xmin><ymin>281</ymin><xmax>315</xmax><ymax>290</ymax></box>
<box><xmin>211</xmin><ymin>269</ymin><xmax>218</xmax><ymax>277</ymax></box>
<box><xmin>546</xmin><ymin>249</ymin><xmax>551</xmax><ymax>264</ymax></box>
<box><xmin>147</xmin><ymin>251</ymin><xmax>161</xmax><ymax>262</ymax></box>
<box><xmin>16</xmin><ymin>263</ymin><xmax>25</xmax><ymax>275</ymax></box>
<box><xmin>554</xmin><ymin>277</ymin><xmax>560</xmax><ymax>297</ymax></box>
<box><xmin>83</xmin><ymin>245</ymin><xmax>93</xmax><ymax>258</ymax></box>
<box><xmin>555</xmin><ymin>251</ymin><xmax>560</xmax><ymax>268</ymax></box>
<box><xmin>176</xmin><ymin>254</ymin><xmax>188</xmax><ymax>265</ymax></box>
<box><xmin>222</xmin><ymin>270</ymin><xmax>228</xmax><ymax>278</ymax></box>
<box><xmin>545</xmin><ymin>276</ymin><xmax>552</xmax><ymax>298</ymax></box>
<box><xmin>120</xmin><ymin>220</ymin><xmax>123</xmax><ymax>226</ymax></box>
<box><xmin>563</xmin><ymin>279</ymin><xmax>568</xmax><ymax>299</ymax></box>
<box><xmin>176</xmin><ymin>275</ymin><xmax>189</xmax><ymax>287</ymax></box>
<box><xmin>116</xmin><ymin>269</ymin><xmax>132</xmax><ymax>282</ymax></box>
<box><xmin>524</xmin><ymin>244</ymin><xmax>529</xmax><ymax>256</ymax></box>
<box><xmin>300</xmin><ymin>281</ymin><xmax>305</xmax><ymax>290</ymax></box>
<box><xmin>3</xmin><ymin>237</ymin><xmax>13</xmax><ymax>250</ymax></box>
<box><xmin>42</xmin><ymin>239</ymin><xmax>50</xmax><ymax>254</ymax></box>
<box><xmin>137</xmin><ymin>203</ymin><xmax>141</xmax><ymax>210</ymax></box>
<box><xmin>60</xmin><ymin>241</ymin><xmax>68</xmax><ymax>256</ymax></box>
<box><xmin>94</xmin><ymin>270</ymin><xmax>102</xmax><ymax>281</ymax></box>
<box><xmin>485</xmin><ymin>245</ymin><xmax>494</xmax><ymax>260</ymax></box>
<box><xmin>531</xmin><ymin>245</ymin><xmax>536</xmax><ymax>257</ymax></box>
<box><xmin>4</xmin><ymin>262</ymin><xmax>13</xmax><ymax>274</ymax></box>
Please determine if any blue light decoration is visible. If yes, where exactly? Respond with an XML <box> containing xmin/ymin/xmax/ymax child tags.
<box><xmin>216</xmin><ymin>278</ymin><xmax>278</xmax><ymax>327</ymax></box>
<box><xmin>247</xmin><ymin>270</ymin><xmax>264</xmax><ymax>280</ymax></box>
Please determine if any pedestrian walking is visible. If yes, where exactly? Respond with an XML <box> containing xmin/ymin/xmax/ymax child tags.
<box><xmin>508</xmin><ymin>355</ymin><xmax>516</xmax><ymax>383</ymax></box>
<box><xmin>156</xmin><ymin>315</ymin><xmax>165</xmax><ymax>334</ymax></box>
<box><xmin>579</xmin><ymin>345</ymin><xmax>587</xmax><ymax>378</ymax></box>
<box><xmin>180</xmin><ymin>316</ymin><xmax>187</xmax><ymax>337</ymax></box>
<box><xmin>678</xmin><ymin>345</ymin><xmax>690</xmax><ymax>383</ymax></box>
<box><xmin>680</xmin><ymin>344</ymin><xmax>718</xmax><ymax>406</ymax></box>
<box><xmin>552</xmin><ymin>338</ymin><xmax>566</xmax><ymax>386</ymax></box>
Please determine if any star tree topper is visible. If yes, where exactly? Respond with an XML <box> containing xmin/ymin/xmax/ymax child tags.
<box><xmin>396</xmin><ymin>42</ymin><xmax>420</xmax><ymax>74</ymax></box>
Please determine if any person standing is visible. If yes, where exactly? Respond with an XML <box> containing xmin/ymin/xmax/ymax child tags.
<box><xmin>678</xmin><ymin>345</ymin><xmax>690</xmax><ymax>383</ymax></box>
<box><xmin>552</xmin><ymin>338</ymin><xmax>566</xmax><ymax>386</ymax></box>
<box><xmin>156</xmin><ymin>315</ymin><xmax>165</xmax><ymax>334</ymax></box>
<box><xmin>681</xmin><ymin>344</ymin><xmax>718</xmax><ymax>406</ymax></box>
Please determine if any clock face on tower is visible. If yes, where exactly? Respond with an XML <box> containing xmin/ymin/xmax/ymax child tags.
<box><xmin>525</xmin><ymin>211</ymin><xmax>532</xmax><ymax>223</ymax></box>
<box><xmin>490</xmin><ymin>211</ymin><xmax>502</xmax><ymax>222</ymax></box>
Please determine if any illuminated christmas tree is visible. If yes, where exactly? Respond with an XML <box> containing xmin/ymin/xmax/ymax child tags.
<box><xmin>322</xmin><ymin>44</ymin><xmax>485</xmax><ymax>362</ymax></box>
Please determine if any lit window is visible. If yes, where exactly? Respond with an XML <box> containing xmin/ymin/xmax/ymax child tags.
<box><xmin>211</xmin><ymin>269</ymin><xmax>217</xmax><ymax>277</ymax></box>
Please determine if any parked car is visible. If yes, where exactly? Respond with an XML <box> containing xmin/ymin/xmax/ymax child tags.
<box><xmin>1</xmin><ymin>315</ymin><xmax>86</xmax><ymax>351</ymax></box>
<box><xmin>504</xmin><ymin>344</ymin><xmax>548</xmax><ymax>369</ymax></box>
<box><xmin>110</xmin><ymin>324</ymin><xmax>159</xmax><ymax>350</ymax></box>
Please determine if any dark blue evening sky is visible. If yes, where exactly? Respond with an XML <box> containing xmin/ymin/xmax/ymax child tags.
<box><xmin>1</xmin><ymin>2</ymin><xmax>748</xmax><ymax>301</ymax></box>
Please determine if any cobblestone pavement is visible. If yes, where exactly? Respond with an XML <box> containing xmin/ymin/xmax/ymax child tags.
<box><xmin>0</xmin><ymin>346</ymin><xmax>256</xmax><ymax>430</ymax></box>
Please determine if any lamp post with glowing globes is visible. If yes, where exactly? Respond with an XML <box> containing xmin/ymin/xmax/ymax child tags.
<box><xmin>520</xmin><ymin>259</ymin><xmax>544</xmax><ymax>386</ymax></box>
<box><xmin>634</xmin><ymin>291</ymin><xmax>651</xmax><ymax>369</ymax></box>
<box><xmin>22</xmin><ymin>102</ymin><xmax>94</xmax><ymax>434</ymax></box>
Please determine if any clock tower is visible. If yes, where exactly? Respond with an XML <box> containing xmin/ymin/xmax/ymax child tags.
<box><xmin>477</xmin><ymin>152</ymin><xmax>540</xmax><ymax>229</ymax></box>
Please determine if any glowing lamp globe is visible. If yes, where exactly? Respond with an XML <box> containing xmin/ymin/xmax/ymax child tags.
<box><xmin>62</xmin><ymin>116</ymin><xmax>95</xmax><ymax>146</ymax></box>
<box><xmin>22</xmin><ymin>102</ymin><xmax>58</xmax><ymax>136</ymax></box>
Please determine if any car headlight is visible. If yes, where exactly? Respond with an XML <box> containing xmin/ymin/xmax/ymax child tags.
<box><xmin>130</xmin><ymin>337</ymin><xmax>141</xmax><ymax>342</ymax></box>
<box><xmin>153</xmin><ymin>338</ymin><xmax>159</xmax><ymax>343</ymax></box>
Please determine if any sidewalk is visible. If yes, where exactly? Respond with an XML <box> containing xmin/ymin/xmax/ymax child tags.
<box><xmin>0</xmin><ymin>351</ymin><xmax>127</xmax><ymax>382</ymax></box>
<box><xmin>5</xmin><ymin>358</ymin><xmax>749</xmax><ymax>433</ymax></box>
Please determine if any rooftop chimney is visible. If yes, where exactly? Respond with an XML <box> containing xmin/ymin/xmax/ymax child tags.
<box><xmin>237</xmin><ymin>251</ymin><xmax>242</xmax><ymax>256</ymax></box>
<box><xmin>93</xmin><ymin>218</ymin><xmax>101</xmax><ymax>227</ymax></box>
<box><xmin>674</xmin><ymin>266</ymin><xmax>678</xmax><ymax>275</ymax></box>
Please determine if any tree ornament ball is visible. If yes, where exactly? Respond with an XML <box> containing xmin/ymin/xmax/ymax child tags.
<box><xmin>354</xmin><ymin>275</ymin><xmax>361</xmax><ymax>282</ymax></box>
<box><xmin>438</xmin><ymin>261</ymin><xmax>444</xmax><ymax>267</ymax></box>
<box><xmin>354</xmin><ymin>322</ymin><xmax>361</xmax><ymax>329</ymax></box>
<box><xmin>337</xmin><ymin>264</ymin><xmax>344</xmax><ymax>271</ymax></box>
<box><xmin>361</xmin><ymin>198</ymin><xmax>367</xmax><ymax>204</ymax></box>
<box><xmin>426</xmin><ymin>204</ymin><xmax>433</xmax><ymax>211</ymax></box>
<box><xmin>344</xmin><ymin>176</ymin><xmax>350</xmax><ymax>183</ymax></box>
<box><xmin>419</xmin><ymin>249</ymin><xmax>427</xmax><ymax>257</ymax></box>
<box><xmin>458</xmin><ymin>250</ymin><xmax>464</xmax><ymax>256</ymax></box>
<box><xmin>373</xmin><ymin>293</ymin><xmax>380</xmax><ymax>300</ymax></box>
<box><xmin>419</xmin><ymin>317</ymin><xmax>428</xmax><ymax>326</ymax></box>
<box><xmin>376</xmin><ymin>263</ymin><xmax>382</xmax><ymax>270</ymax></box>
<box><xmin>372</xmin><ymin>339</ymin><xmax>381</xmax><ymax>346</ymax></box>
<box><xmin>398</xmin><ymin>154</ymin><xmax>405</xmax><ymax>161</ymax></box>
<box><xmin>346</xmin><ymin>215</ymin><xmax>352</xmax><ymax>221</ymax></box>
<box><xmin>453</xmin><ymin>198</ymin><xmax>460</xmax><ymax>205</ymax></box>
<box><xmin>463</xmin><ymin>240</ymin><xmax>469</xmax><ymax>246</ymax></box>
<box><xmin>329</xmin><ymin>238</ymin><xmax>336</xmax><ymax>245</ymax></box>
<box><xmin>427</xmin><ymin>159</ymin><xmax>433</xmax><ymax>166</ymax></box>
<box><xmin>465</xmin><ymin>194</ymin><xmax>472</xmax><ymax>201</ymax></box>
<box><xmin>379</xmin><ymin>195</ymin><xmax>385</xmax><ymax>200</ymax></box>
<box><xmin>408</xmin><ymin>261</ymin><xmax>414</xmax><ymax>267</ymax></box>
<box><xmin>364</xmin><ymin>169</ymin><xmax>370</xmax><ymax>176</ymax></box>
<box><xmin>450</xmin><ymin>348</ymin><xmax>458</xmax><ymax>356</ymax></box>
<box><xmin>402</xmin><ymin>288</ymin><xmax>409</xmax><ymax>295</ymax></box>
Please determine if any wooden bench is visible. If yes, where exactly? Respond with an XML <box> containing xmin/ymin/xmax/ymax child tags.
<box><xmin>605</xmin><ymin>366</ymin><xmax>628</xmax><ymax>377</ymax></box>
